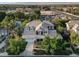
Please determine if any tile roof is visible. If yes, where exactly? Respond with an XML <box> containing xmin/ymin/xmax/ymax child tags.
<box><xmin>40</xmin><ymin>11</ymin><xmax>54</xmax><ymax>15</ymax></box>
<box><xmin>67</xmin><ymin>20</ymin><xmax>79</xmax><ymax>28</ymax></box>
<box><xmin>26</xmin><ymin>20</ymin><xmax>41</xmax><ymax>28</ymax></box>
<box><xmin>26</xmin><ymin>20</ymin><xmax>54</xmax><ymax>31</ymax></box>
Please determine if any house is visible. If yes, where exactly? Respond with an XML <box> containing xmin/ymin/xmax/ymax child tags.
<box><xmin>16</xmin><ymin>8</ymin><xmax>24</xmax><ymax>13</ymax></box>
<box><xmin>66</xmin><ymin>20</ymin><xmax>79</xmax><ymax>33</ymax></box>
<box><xmin>16</xmin><ymin>8</ymin><xmax>32</xmax><ymax>15</ymax></box>
<box><xmin>25</xmin><ymin>8</ymin><xmax>32</xmax><ymax>12</ymax></box>
<box><xmin>40</xmin><ymin>11</ymin><xmax>56</xmax><ymax>20</ymax></box>
<box><xmin>22</xmin><ymin>20</ymin><xmax>62</xmax><ymax>41</ymax></box>
<box><xmin>57</xmin><ymin>13</ymin><xmax>67</xmax><ymax>20</ymax></box>
<box><xmin>40</xmin><ymin>11</ymin><xmax>54</xmax><ymax>16</ymax></box>
<box><xmin>40</xmin><ymin>11</ymin><xmax>67</xmax><ymax>20</ymax></box>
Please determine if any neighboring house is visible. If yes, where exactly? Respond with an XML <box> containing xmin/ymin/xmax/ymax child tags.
<box><xmin>22</xmin><ymin>20</ymin><xmax>62</xmax><ymax>41</ymax></box>
<box><xmin>57</xmin><ymin>13</ymin><xmax>67</xmax><ymax>20</ymax></box>
<box><xmin>16</xmin><ymin>8</ymin><xmax>32</xmax><ymax>15</ymax></box>
<box><xmin>16</xmin><ymin>8</ymin><xmax>24</xmax><ymax>13</ymax></box>
<box><xmin>66</xmin><ymin>20</ymin><xmax>79</xmax><ymax>33</ymax></box>
<box><xmin>40</xmin><ymin>11</ymin><xmax>67</xmax><ymax>20</ymax></box>
<box><xmin>40</xmin><ymin>11</ymin><xmax>55</xmax><ymax>16</ymax></box>
<box><xmin>40</xmin><ymin>11</ymin><xmax>56</xmax><ymax>20</ymax></box>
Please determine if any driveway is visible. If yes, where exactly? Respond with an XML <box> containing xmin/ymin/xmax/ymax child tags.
<box><xmin>20</xmin><ymin>38</ymin><xmax>35</xmax><ymax>56</ymax></box>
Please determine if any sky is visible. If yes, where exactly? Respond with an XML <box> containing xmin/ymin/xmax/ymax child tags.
<box><xmin>0</xmin><ymin>0</ymin><xmax>79</xmax><ymax>2</ymax></box>
<box><xmin>0</xmin><ymin>2</ymin><xmax>79</xmax><ymax>5</ymax></box>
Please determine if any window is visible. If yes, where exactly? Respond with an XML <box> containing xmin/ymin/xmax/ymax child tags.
<box><xmin>36</xmin><ymin>39</ymin><xmax>43</xmax><ymax>42</ymax></box>
<box><xmin>36</xmin><ymin>31</ymin><xmax>39</xmax><ymax>35</ymax></box>
<box><xmin>48</xmin><ymin>26</ymin><xmax>49</xmax><ymax>29</ymax></box>
<box><xmin>48</xmin><ymin>26</ymin><xmax>53</xmax><ymax>30</ymax></box>
<box><xmin>28</xmin><ymin>27</ymin><xmax>30</xmax><ymax>31</ymax></box>
<box><xmin>50</xmin><ymin>26</ymin><xmax>53</xmax><ymax>30</ymax></box>
<box><xmin>41</xmin><ymin>31</ymin><xmax>43</xmax><ymax>35</ymax></box>
<box><xmin>44</xmin><ymin>31</ymin><xmax>47</xmax><ymax>33</ymax></box>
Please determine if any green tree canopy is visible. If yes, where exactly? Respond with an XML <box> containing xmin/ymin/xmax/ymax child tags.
<box><xmin>52</xmin><ymin>17</ymin><xmax>69</xmax><ymax>27</ymax></box>
<box><xmin>70</xmin><ymin>31</ymin><xmax>79</xmax><ymax>46</ymax></box>
<box><xmin>0</xmin><ymin>12</ymin><xmax>6</xmax><ymax>22</ymax></box>
<box><xmin>6</xmin><ymin>12</ymin><xmax>15</xmax><ymax>19</ymax></box>
<box><xmin>56</xmin><ymin>25</ymin><xmax>64</xmax><ymax>33</ymax></box>
<box><xmin>6</xmin><ymin>36</ymin><xmax>27</xmax><ymax>55</ymax></box>
<box><xmin>36</xmin><ymin>36</ymin><xmax>72</xmax><ymax>55</ymax></box>
<box><xmin>14</xmin><ymin>12</ymin><xmax>26</xmax><ymax>20</ymax></box>
<box><xmin>52</xmin><ymin>18</ymin><xmax>69</xmax><ymax>34</ymax></box>
<box><xmin>37</xmin><ymin>36</ymin><xmax>62</xmax><ymax>54</ymax></box>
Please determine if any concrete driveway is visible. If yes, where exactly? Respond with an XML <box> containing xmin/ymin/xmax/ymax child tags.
<box><xmin>20</xmin><ymin>38</ymin><xmax>35</xmax><ymax>56</ymax></box>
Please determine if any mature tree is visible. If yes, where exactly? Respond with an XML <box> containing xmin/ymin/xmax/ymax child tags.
<box><xmin>6</xmin><ymin>36</ymin><xmax>27</xmax><ymax>55</ymax></box>
<box><xmin>52</xmin><ymin>18</ymin><xmax>69</xmax><ymax>27</ymax></box>
<box><xmin>0</xmin><ymin>12</ymin><xmax>6</xmax><ymax>22</ymax></box>
<box><xmin>33</xmin><ymin>9</ymin><xmax>40</xmax><ymax>14</ymax></box>
<box><xmin>25</xmin><ymin>14</ymin><xmax>30</xmax><ymax>19</ymax></box>
<box><xmin>14</xmin><ymin>12</ymin><xmax>26</xmax><ymax>20</ymax></box>
<box><xmin>56</xmin><ymin>25</ymin><xmax>64</xmax><ymax>33</ymax></box>
<box><xmin>38</xmin><ymin>36</ymin><xmax>58</xmax><ymax>54</ymax></box>
<box><xmin>52</xmin><ymin>18</ymin><xmax>62</xmax><ymax>26</ymax></box>
<box><xmin>15</xmin><ymin>20</ymin><xmax>28</xmax><ymax>37</ymax></box>
<box><xmin>42</xmin><ymin>6</ymin><xmax>51</xmax><ymax>11</ymax></box>
<box><xmin>70</xmin><ymin>31</ymin><xmax>79</xmax><ymax>46</ymax></box>
<box><xmin>52</xmin><ymin>17</ymin><xmax>69</xmax><ymax>40</ymax></box>
<box><xmin>36</xmin><ymin>35</ymin><xmax>72</xmax><ymax>55</ymax></box>
<box><xmin>37</xmin><ymin>36</ymin><xmax>65</xmax><ymax>55</ymax></box>
<box><xmin>33</xmin><ymin>9</ymin><xmax>40</xmax><ymax>17</ymax></box>
<box><xmin>1</xmin><ymin>16</ymin><xmax>11</xmax><ymax>32</ymax></box>
<box><xmin>1</xmin><ymin>16</ymin><xmax>16</xmax><ymax>35</ymax></box>
<box><xmin>30</xmin><ymin>9</ymin><xmax>40</xmax><ymax>20</ymax></box>
<box><xmin>30</xmin><ymin>14</ymin><xmax>37</xmax><ymax>20</ymax></box>
<box><xmin>6</xmin><ymin>12</ymin><xmax>15</xmax><ymax>19</ymax></box>
<box><xmin>54</xmin><ymin>41</ymin><xmax>72</xmax><ymax>55</ymax></box>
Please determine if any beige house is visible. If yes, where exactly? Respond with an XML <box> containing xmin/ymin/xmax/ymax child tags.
<box><xmin>16</xmin><ymin>8</ymin><xmax>24</xmax><ymax>12</ymax></box>
<box><xmin>16</xmin><ymin>8</ymin><xmax>32</xmax><ymax>14</ymax></box>
<box><xmin>66</xmin><ymin>20</ymin><xmax>79</xmax><ymax>33</ymax></box>
<box><xmin>40</xmin><ymin>11</ymin><xmax>56</xmax><ymax>16</ymax></box>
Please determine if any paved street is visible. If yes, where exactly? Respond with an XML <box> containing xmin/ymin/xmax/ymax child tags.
<box><xmin>57</xmin><ymin>11</ymin><xmax>79</xmax><ymax>20</ymax></box>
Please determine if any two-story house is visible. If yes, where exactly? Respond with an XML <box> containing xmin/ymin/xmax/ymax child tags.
<box><xmin>22</xmin><ymin>20</ymin><xmax>62</xmax><ymax>41</ymax></box>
